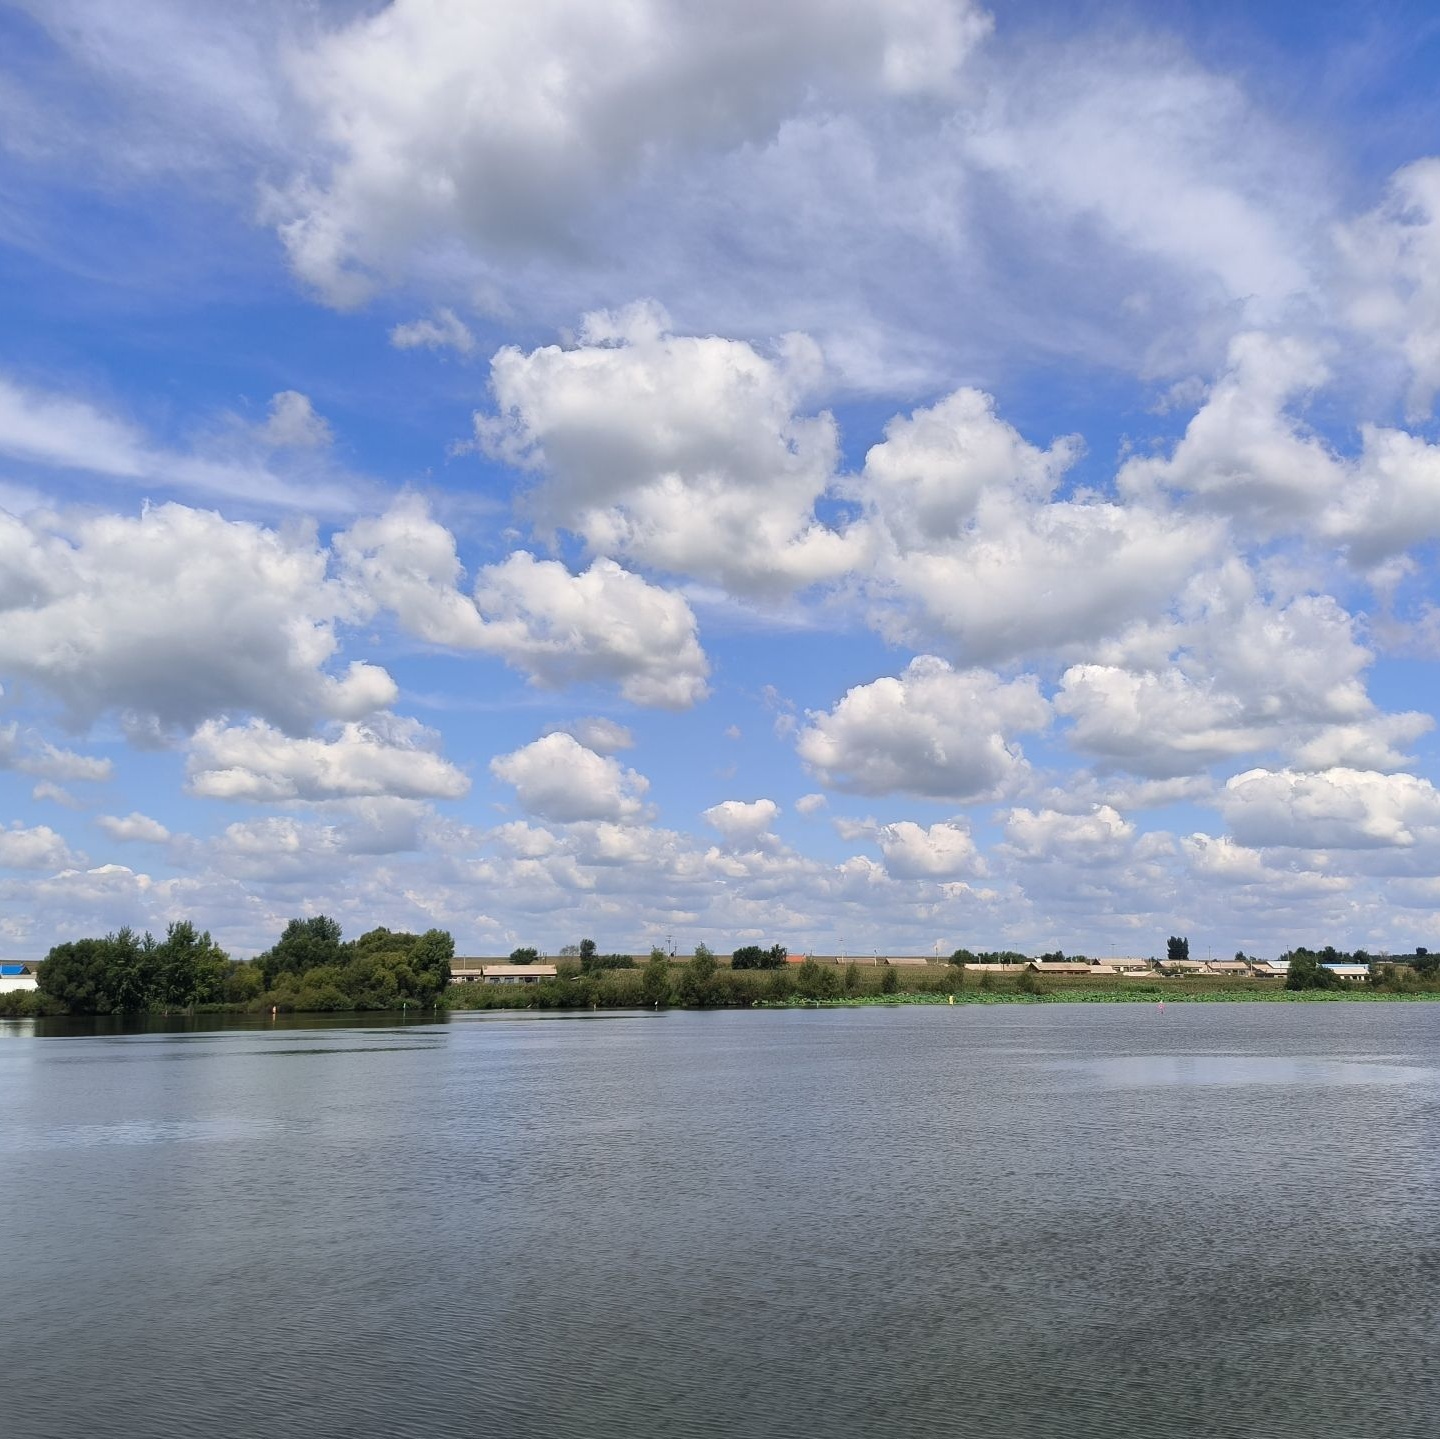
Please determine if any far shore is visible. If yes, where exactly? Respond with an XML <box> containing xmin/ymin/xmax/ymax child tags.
<box><xmin>8</xmin><ymin>964</ymin><xmax>1439</xmax><ymax>1023</ymax></box>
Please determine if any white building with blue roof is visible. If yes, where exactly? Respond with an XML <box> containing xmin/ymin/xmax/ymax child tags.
<box><xmin>0</xmin><ymin>962</ymin><xmax>39</xmax><ymax>994</ymax></box>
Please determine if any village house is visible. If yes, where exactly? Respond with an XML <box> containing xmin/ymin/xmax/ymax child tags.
<box><xmin>1322</xmin><ymin>963</ymin><xmax>1372</xmax><ymax>982</ymax></box>
<box><xmin>449</xmin><ymin>961</ymin><xmax>559</xmax><ymax>986</ymax></box>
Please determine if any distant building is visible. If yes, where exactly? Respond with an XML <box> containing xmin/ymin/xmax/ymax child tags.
<box><xmin>0</xmin><ymin>963</ymin><xmax>38</xmax><ymax>994</ymax></box>
<box><xmin>882</xmin><ymin>956</ymin><xmax>931</xmax><ymax>966</ymax></box>
<box><xmin>1322</xmin><ymin>963</ymin><xmax>1372</xmax><ymax>982</ymax></box>
<box><xmin>480</xmin><ymin>964</ymin><xmax>558</xmax><ymax>985</ymax></box>
<box><xmin>1026</xmin><ymin>961</ymin><xmax>1094</xmax><ymax>975</ymax></box>
<box><xmin>449</xmin><ymin>962</ymin><xmax>558</xmax><ymax>985</ymax></box>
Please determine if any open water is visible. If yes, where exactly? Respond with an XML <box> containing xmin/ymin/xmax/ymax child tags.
<box><xmin>2</xmin><ymin>1003</ymin><xmax>1438</xmax><ymax>1438</ymax></box>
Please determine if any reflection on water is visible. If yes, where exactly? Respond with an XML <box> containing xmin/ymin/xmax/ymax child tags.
<box><xmin>1051</xmin><ymin>1053</ymin><xmax>1434</xmax><ymax>1086</ymax></box>
<box><xmin>2</xmin><ymin>1004</ymin><xmax>1439</xmax><ymax>1439</ymax></box>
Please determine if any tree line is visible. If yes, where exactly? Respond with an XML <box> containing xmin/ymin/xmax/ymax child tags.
<box><xmin>450</xmin><ymin>947</ymin><xmax>910</xmax><ymax>1010</ymax></box>
<box><xmin>512</xmin><ymin>939</ymin><xmax>789</xmax><ymax>970</ymax></box>
<box><xmin>23</xmin><ymin>916</ymin><xmax>453</xmax><ymax>1016</ymax></box>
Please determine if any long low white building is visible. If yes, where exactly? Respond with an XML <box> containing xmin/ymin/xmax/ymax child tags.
<box><xmin>450</xmin><ymin>962</ymin><xmax>559</xmax><ymax>986</ymax></box>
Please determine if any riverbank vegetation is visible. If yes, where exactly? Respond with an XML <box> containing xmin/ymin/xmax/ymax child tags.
<box><xmin>7</xmin><ymin>917</ymin><xmax>453</xmax><ymax>1017</ymax></box>
<box><xmin>446</xmin><ymin>956</ymin><xmax>1440</xmax><ymax>1010</ymax></box>
<box><xmin>7</xmin><ymin>922</ymin><xmax>1440</xmax><ymax>1019</ymax></box>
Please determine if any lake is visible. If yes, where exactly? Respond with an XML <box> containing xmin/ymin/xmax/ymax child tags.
<box><xmin>2</xmin><ymin>1004</ymin><xmax>1438</xmax><ymax>1438</ymax></box>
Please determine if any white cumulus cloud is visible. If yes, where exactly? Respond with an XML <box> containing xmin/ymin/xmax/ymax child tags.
<box><xmin>475</xmin><ymin>303</ymin><xmax>861</xmax><ymax>595</ymax></box>
<box><xmin>490</xmin><ymin>732</ymin><xmax>649</xmax><ymax>823</ymax></box>
<box><xmin>187</xmin><ymin>714</ymin><xmax>468</xmax><ymax>803</ymax></box>
<box><xmin>97</xmin><ymin>813</ymin><xmax>171</xmax><ymax>844</ymax></box>
<box><xmin>0</xmin><ymin>503</ymin><xmax>394</xmax><ymax>735</ymax></box>
<box><xmin>1001</xmin><ymin>805</ymin><xmax>1136</xmax><ymax>865</ymax></box>
<box><xmin>337</xmin><ymin>498</ymin><xmax>710</xmax><ymax>707</ymax></box>
<box><xmin>271</xmin><ymin>0</ymin><xmax>989</xmax><ymax>303</ymax></box>
<box><xmin>876</xmin><ymin>821</ymin><xmax>981</xmax><ymax>879</ymax></box>
<box><xmin>797</xmin><ymin>656</ymin><xmax>1049</xmax><ymax>799</ymax></box>
<box><xmin>0</xmin><ymin>822</ymin><xmax>81</xmax><ymax>871</ymax></box>
<box><xmin>1219</xmin><ymin>767</ymin><xmax>1440</xmax><ymax>849</ymax></box>
<box><xmin>702</xmin><ymin>798</ymin><xmax>780</xmax><ymax>845</ymax></box>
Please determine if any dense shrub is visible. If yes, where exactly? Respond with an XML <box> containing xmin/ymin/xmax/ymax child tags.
<box><xmin>1284</xmin><ymin>951</ymin><xmax>1344</xmax><ymax>991</ymax></box>
<box><xmin>731</xmin><ymin>944</ymin><xmax>787</xmax><ymax>970</ymax></box>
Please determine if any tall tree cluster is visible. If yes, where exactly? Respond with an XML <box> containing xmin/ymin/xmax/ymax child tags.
<box><xmin>38</xmin><ymin>918</ymin><xmax>454</xmax><ymax>1015</ymax></box>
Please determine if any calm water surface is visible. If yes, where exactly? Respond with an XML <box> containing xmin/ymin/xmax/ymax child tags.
<box><xmin>2</xmin><ymin>1004</ymin><xmax>1438</xmax><ymax>1438</ymax></box>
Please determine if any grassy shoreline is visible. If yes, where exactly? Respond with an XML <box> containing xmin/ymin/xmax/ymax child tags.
<box><xmin>445</xmin><ymin>967</ymin><xmax>1440</xmax><ymax>1011</ymax></box>
<box><xmin>8</xmin><ymin>970</ymin><xmax>1439</xmax><ymax>1021</ymax></box>
<box><xmin>756</xmin><ymin>987</ymin><xmax>1440</xmax><ymax>1006</ymax></box>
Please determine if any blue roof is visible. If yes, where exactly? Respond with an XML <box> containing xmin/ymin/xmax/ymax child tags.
<box><xmin>0</xmin><ymin>964</ymin><xmax>27</xmax><ymax>975</ymax></box>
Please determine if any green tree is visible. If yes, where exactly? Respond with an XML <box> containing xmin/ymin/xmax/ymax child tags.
<box><xmin>1016</xmin><ymin>967</ymin><xmax>1046</xmax><ymax>996</ymax></box>
<box><xmin>223</xmin><ymin>961</ymin><xmax>265</xmax><ymax>1005</ymax></box>
<box><xmin>38</xmin><ymin>928</ymin><xmax>154</xmax><ymax>1014</ymax></box>
<box><xmin>509</xmin><ymin>946</ymin><xmax>540</xmax><ymax>964</ymax></box>
<box><xmin>152</xmin><ymin>921</ymin><xmax>229</xmax><ymax>1008</ymax></box>
<box><xmin>844</xmin><ymin>962</ymin><xmax>862</xmax><ymax>994</ymax></box>
<box><xmin>36</xmin><ymin>936</ymin><xmax>110</xmax><ymax>1013</ymax></box>
<box><xmin>677</xmin><ymin>944</ymin><xmax>718</xmax><ymax>1005</ymax></box>
<box><xmin>765</xmin><ymin>967</ymin><xmax>796</xmax><ymax>1001</ymax></box>
<box><xmin>1284</xmin><ymin>950</ymin><xmax>1342</xmax><ymax>990</ymax></box>
<box><xmin>641</xmin><ymin>949</ymin><xmax>670</xmax><ymax>1006</ymax></box>
<box><xmin>731</xmin><ymin>943</ymin><xmax>787</xmax><ymax>970</ymax></box>
<box><xmin>408</xmin><ymin>929</ymin><xmax>454</xmax><ymax>999</ymax></box>
<box><xmin>880</xmin><ymin>964</ymin><xmax>900</xmax><ymax>994</ymax></box>
<box><xmin>1166</xmin><ymin>936</ymin><xmax>1190</xmax><ymax>963</ymax></box>
<box><xmin>259</xmin><ymin>916</ymin><xmax>343</xmax><ymax>988</ymax></box>
<box><xmin>794</xmin><ymin>958</ymin><xmax>838</xmax><ymax>999</ymax></box>
<box><xmin>573</xmin><ymin>938</ymin><xmax>633</xmax><ymax>973</ymax></box>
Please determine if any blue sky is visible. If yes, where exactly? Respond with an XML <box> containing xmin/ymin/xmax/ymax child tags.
<box><xmin>4</xmin><ymin>0</ymin><xmax>1440</xmax><ymax>960</ymax></box>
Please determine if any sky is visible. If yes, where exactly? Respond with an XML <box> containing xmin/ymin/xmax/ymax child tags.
<box><xmin>4</xmin><ymin>0</ymin><xmax>1440</xmax><ymax>961</ymax></box>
